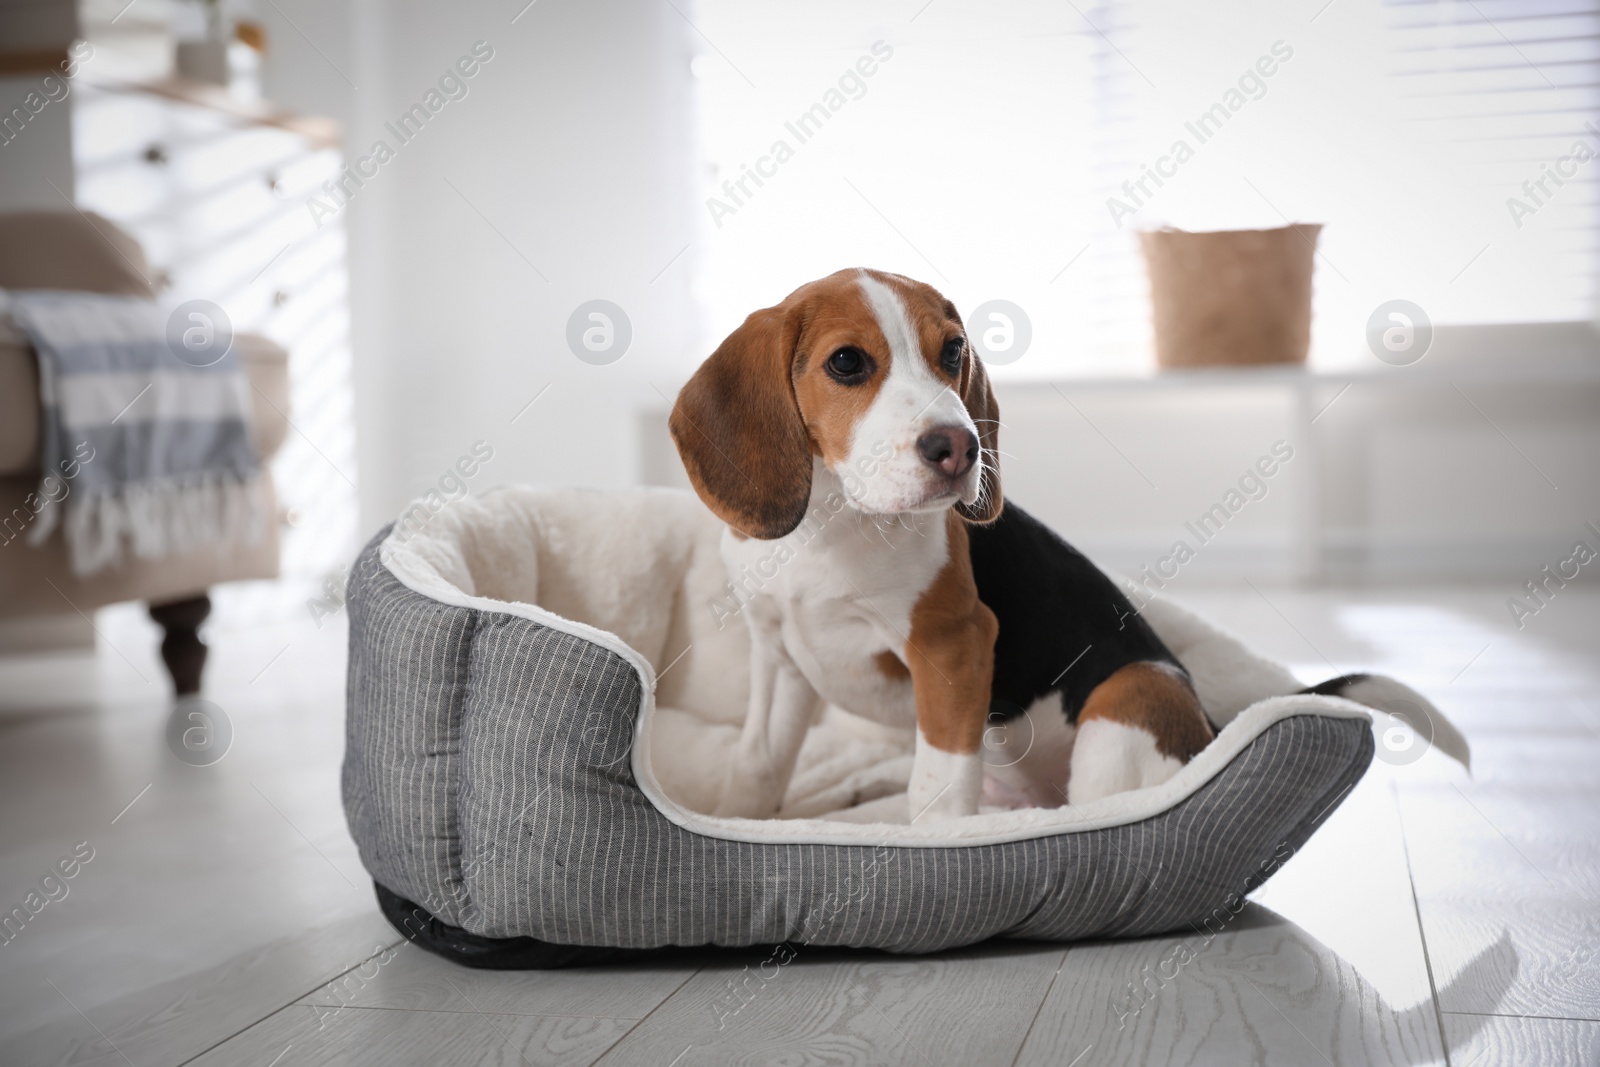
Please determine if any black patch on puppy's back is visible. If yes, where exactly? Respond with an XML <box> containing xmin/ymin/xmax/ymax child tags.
<box><xmin>967</xmin><ymin>502</ymin><xmax>1187</xmax><ymax>724</ymax></box>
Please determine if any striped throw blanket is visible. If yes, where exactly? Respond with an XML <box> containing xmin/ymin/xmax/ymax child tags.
<box><xmin>6</xmin><ymin>290</ymin><xmax>262</xmax><ymax>576</ymax></box>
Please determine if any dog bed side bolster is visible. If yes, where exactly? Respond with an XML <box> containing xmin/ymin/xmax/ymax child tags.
<box><xmin>343</xmin><ymin>525</ymin><xmax>477</xmax><ymax>928</ymax></box>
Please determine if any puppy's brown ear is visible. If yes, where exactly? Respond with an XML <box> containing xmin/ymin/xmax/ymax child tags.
<box><xmin>956</xmin><ymin>350</ymin><xmax>1003</xmax><ymax>523</ymax></box>
<box><xmin>670</xmin><ymin>307</ymin><xmax>813</xmax><ymax>539</ymax></box>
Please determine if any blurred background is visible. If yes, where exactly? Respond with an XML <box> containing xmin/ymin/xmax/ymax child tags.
<box><xmin>4</xmin><ymin>0</ymin><xmax>1597</xmax><ymax>627</ymax></box>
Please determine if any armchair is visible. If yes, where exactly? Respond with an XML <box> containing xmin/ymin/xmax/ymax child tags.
<box><xmin>0</xmin><ymin>211</ymin><xmax>289</xmax><ymax>693</ymax></box>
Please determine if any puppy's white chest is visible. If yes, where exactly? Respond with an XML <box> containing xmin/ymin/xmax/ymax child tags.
<box><xmin>721</xmin><ymin>499</ymin><xmax>948</xmax><ymax>725</ymax></box>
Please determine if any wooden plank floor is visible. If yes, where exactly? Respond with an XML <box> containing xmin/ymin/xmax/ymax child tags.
<box><xmin>1</xmin><ymin>584</ymin><xmax>1595</xmax><ymax>1066</ymax></box>
<box><xmin>188</xmin><ymin>1005</ymin><xmax>639</xmax><ymax>1067</ymax></box>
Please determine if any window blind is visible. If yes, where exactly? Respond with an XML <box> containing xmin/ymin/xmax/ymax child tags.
<box><xmin>690</xmin><ymin>0</ymin><xmax>1600</xmax><ymax>375</ymax></box>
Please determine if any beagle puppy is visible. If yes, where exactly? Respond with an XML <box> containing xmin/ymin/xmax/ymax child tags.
<box><xmin>670</xmin><ymin>268</ymin><xmax>1214</xmax><ymax>822</ymax></box>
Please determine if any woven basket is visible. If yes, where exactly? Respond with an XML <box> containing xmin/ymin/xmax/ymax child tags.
<box><xmin>1140</xmin><ymin>224</ymin><xmax>1321</xmax><ymax>369</ymax></box>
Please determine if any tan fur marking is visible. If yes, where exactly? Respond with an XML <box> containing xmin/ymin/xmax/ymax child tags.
<box><xmin>863</xmin><ymin>270</ymin><xmax>963</xmax><ymax>380</ymax></box>
<box><xmin>904</xmin><ymin>512</ymin><xmax>998</xmax><ymax>754</ymax></box>
<box><xmin>1076</xmin><ymin>661</ymin><xmax>1214</xmax><ymax>762</ymax></box>
<box><xmin>874</xmin><ymin>649</ymin><xmax>910</xmax><ymax>682</ymax></box>
<box><xmin>789</xmin><ymin>275</ymin><xmax>890</xmax><ymax>466</ymax></box>
<box><xmin>670</xmin><ymin>304</ymin><xmax>813</xmax><ymax>539</ymax></box>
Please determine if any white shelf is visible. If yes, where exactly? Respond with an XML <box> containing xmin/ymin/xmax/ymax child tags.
<box><xmin>1016</xmin><ymin>355</ymin><xmax>1600</xmax><ymax>391</ymax></box>
<box><xmin>1014</xmin><ymin>349</ymin><xmax>1600</xmax><ymax>583</ymax></box>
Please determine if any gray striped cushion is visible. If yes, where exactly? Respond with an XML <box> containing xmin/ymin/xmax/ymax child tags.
<box><xmin>342</xmin><ymin>524</ymin><xmax>1373</xmax><ymax>953</ymax></box>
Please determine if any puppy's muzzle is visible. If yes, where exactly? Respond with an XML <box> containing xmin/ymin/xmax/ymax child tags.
<box><xmin>916</xmin><ymin>425</ymin><xmax>979</xmax><ymax>479</ymax></box>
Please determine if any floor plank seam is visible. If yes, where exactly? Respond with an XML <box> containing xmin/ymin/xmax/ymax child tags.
<box><xmin>589</xmin><ymin>964</ymin><xmax>706</xmax><ymax>1065</ymax></box>
<box><xmin>171</xmin><ymin>935</ymin><xmax>408</xmax><ymax>1067</ymax></box>
<box><xmin>1392</xmin><ymin>779</ymin><xmax>1455</xmax><ymax>1067</ymax></box>
<box><xmin>1008</xmin><ymin>947</ymin><xmax>1070</xmax><ymax>1067</ymax></box>
<box><xmin>286</xmin><ymin>1003</ymin><xmax>650</xmax><ymax>1022</ymax></box>
<box><xmin>1442</xmin><ymin>1010</ymin><xmax>1600</xmax><ymax>1025</ymax></box>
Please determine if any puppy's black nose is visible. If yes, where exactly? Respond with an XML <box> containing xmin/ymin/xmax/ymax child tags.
<box><xmin>916</xmin><ymin>425</ymin><xmax>978</xmax><ymax>478</ymax></box>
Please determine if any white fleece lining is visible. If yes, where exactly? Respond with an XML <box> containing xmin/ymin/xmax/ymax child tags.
<box><xmin>379</xmin><ymin>515</ymin><xmax>1382</xmax><ymax>850</ymax></box>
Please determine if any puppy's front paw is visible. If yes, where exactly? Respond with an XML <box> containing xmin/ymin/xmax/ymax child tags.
<box><xmin>906</xmin><ymin>749</ymin><xmax>982</xmax><ymax>823</ymax></box>
<box><xmin>907</xmin><ymin>791</ymin><xmax>974</xmax><ymax>823</ymax></box>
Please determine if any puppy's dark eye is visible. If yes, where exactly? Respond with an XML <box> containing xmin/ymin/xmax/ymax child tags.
<box><xmin>940</xmin><ymin>337</ymin><xmax>965</xmax><ymax>375</ymax></box>
<box><xmin>825</xmin><ymin>346</ymin><xmax>871</xmax><ymax>384</ymax></box>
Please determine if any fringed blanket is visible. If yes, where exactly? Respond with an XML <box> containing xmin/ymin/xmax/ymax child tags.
<box><xmin>6</xmin><ymin>290</ymin><xmax>262</xmax><ymax>576</ymax></box>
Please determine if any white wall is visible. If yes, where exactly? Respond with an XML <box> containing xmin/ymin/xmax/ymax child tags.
<box><xmin>262</xmin><ymin>0</ymin><xmax>701</xmax><ymax>535</ymax></box>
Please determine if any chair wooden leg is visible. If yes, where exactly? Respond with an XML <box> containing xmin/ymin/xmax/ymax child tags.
<box><xmin>148</xmin><ymin>594</ymin><xmax>211</xmax><ymax>695</ymax></box>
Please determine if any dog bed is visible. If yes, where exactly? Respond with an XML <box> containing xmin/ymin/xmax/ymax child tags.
<box><xmin>343</xmin><ymin>485</ymin><xmax>1456</xmax><ymax>966</ymax></box>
